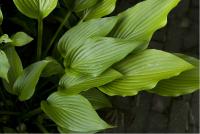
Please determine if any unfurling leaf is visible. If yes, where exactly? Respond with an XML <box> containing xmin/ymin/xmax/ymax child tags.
<box><xmin>98</xmin><ymin>49</ymin><xmax>193</xmax><ymax>96</ymax></box>
<box><xmin>111</xmin><ymin>0</ymin><xmax>180</xmax><ymax>47</ymax></box>
<box><xmin>0</xmin><ymin>9</ymin><xmax>3</xmax><ymax>25</ymax></box>
<box><xmin>59</xmin><ymin>68</ymin><xmax>122</xmax><ymax>95</ymax></box>
<box><xmin>82</xmin><ymin>88</ymin><xmax>112</xmax><ymax>110</ymax></box>
<box><xmin>13</xmin><ymin>60</ymin><xmax>50</xmax><ymax>101</ymax></box>
<box><xmin>149</xmin><ymin>54</ymin><xmax>199</xmax><ymax>96</ymax></box>
<box><xmin>2</xmin><ymin>47</ymin><xmax>23</xmax><ymax>94</ymax></box>
<box><xmin>41</xmin><ymin>91</ymin><xmax>112</xmax><ymax>132</ymax></box>
<box><xmin>13</xmin><ymin>0</ymin><xmax>58</xmax><ymax>19</ymax></box>
<box><xmin>0</xmin><ymin>34</ymin><xmax>12</xmax><ymax>45</ymax></box>
<box><xmin>0</xmin><ymin>50</ymin><xmax>10</xmax><ymax>81</ymax></box>
<box><xmin>11</xmin><ymin>32</ymin><xmax>33</xmax><ymax>46</ymax></box>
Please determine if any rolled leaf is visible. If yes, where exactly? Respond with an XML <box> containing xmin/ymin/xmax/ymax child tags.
<box><xmin>2</xmin><ymin>47</ymin><xmax>23</xmax><ymax>94</ymax></box>
<box><xmin>0</xmin><ymin>50</ymin><xmax>10</xmax><ymax>81</ymax></box>
<box><xmin>149</xmin><ymin>54</ymin><xmax>199</xmax><ymax>96</ymax></box>
<box><xmin>82</xmin><ymin>88</ymin><xmax>112</xmax><ymax>110</ymax></box>
<box><xmin>98</xmin><ymin>49</ymin><xmax>194</xmax><ymax>96</ymax></box>
<box><xmin>41</xmin><ymin>91</ymin><xmax>112</xmax><ymax>132</ymax></box>
<box><xmin>13</xmin><ymin>60</ymin><xmax>50</xmax><ymax>101</ymax></box>
<box><xmin>57</xmin><ymin>17</ymin><xmax>118</xmax><ymax>60</ymax></box>
<box><xmin>11</xmin><ymin>32</ymin><xmax>33</xmax><ymax>47</ymax></box>
<box><xmin>0</xmin><ymin>9</ymin><xmax>3</xmax><ymax>25</ymax></box>
<box><xmin>111</xmin><ymin>0</ymin><xmax>180</xmax><ymax>42</ymax></box>
<box><xmin>84</xmin><ymin>0</ymin><xmax>117</xmax><ymax>20</ymax></box>
<box><xmin>59</xmin><ymin>68</ymin><xmax>122</xmax><ymax>95</ymax></box>
<box><xmin>0</xmin><ymin>34</ymin><xmax>12</xmax><ymax>45</ymax></box>
<box><xmin>13</xmin><ymin>0</ymin><xmax>58</xmax><ymax>19</ymax></box>
<box><xmin>70</xmin><ymin>37</ymin><xmax>143</xmax><ymax>76</ymax></box>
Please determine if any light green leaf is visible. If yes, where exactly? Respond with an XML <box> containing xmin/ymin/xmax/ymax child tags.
<box><xmin>149</xmin><ymin>54</ymin><xmax>199</xmax><ymax>96</ymax></box>
<box><xmin>82</xmin><ymin>88</ymin><xmax>112</xmax><ymax>110</ymax></box>
<box><xmin>11</xmin><ymin>32</ymin><xmax>33</xmax><ymax>46</ymax></box>
<box><xmin>41</xmin><ymin>91</ymin><xmax>112</xmax><ymax>132</ymax></box>
<box><xmin>59</xmin><ymin>68</ymin><xmax>122</xmax><ymax>95</ymax></box>
<box><xmin>111</xmin><ymin>0</ymin><xmax>180</xmax><ymax>42</ymax></box>
<box><xmin>41</xmin><ymin>57</ymin><xmax>64</xmax><ymax>77</ymax></box>
<box><xmin>0</xmin><ymin>50</ymin><xmax>10</xmax><ymax>81</ymax></box>
<box><xmin>0</xmin><ymin>9</ymin><xmax>3</xmax><ymax>25</ymax></box>
<box><xmin>98</xmin><ymin>49</ymin><xmax>194</xmax><ymax>96</ymax></box>
<box><xmin>13</xmin><ymin>60</ymin><xmax>50</xmax><ymax>101</ymax></box>
<box><xmin>84</xmin><ymin>0</ymin><xmax>117</xmax><ymax>20</ymax></box>
<box><xmin>57</xmin><ymin>17</ymin><xmax>118</xmax><ymax>60</ymax></box>
<box><xmin>74</xmin><ymin>0</ymin><xmax>98</xmax><ymax>12</ymax></box>
<box><xmin>0</xmin><ymin>34</ymin><xmax>12</xmax><ymax>45</ymax></box>
<box><xmin>13</xmin><ymin>0</ymin><xmax>58</xmax><ymax>19</ymax></box>
<box><xmin>2</xmin><ymin>47</ymin><xmax>23</xmax><ymax>95</ymax></box>
<box><xmin>69</xmin><ymin>37</ymin><xmax>143</xmax><ymax>76</ymax></box>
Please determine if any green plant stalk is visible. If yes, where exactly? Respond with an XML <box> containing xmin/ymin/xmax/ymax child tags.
<box><xmin>44</xmin><ymin>11</ymin><xmax>71</xmax><ymax>56</ymax></box>
<box><xmin>37</xmin><ymin>19</ymin><xmax>43</xmax><ymax>60</ymax></box>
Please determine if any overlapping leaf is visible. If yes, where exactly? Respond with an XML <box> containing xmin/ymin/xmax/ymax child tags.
<box><xmin>149</xmin><ymin>54</ymin><xmax>199</xmax><ymax>96</ymax></box>
<box><xmin>11</xmin><ymin>32</ymin><xmax>33</xmax><ymax>46</ymax></box>
<box><xmin>84</xmin><ymin>0</ymin><xmax>117</xmax><ymax>20</ymax></box>
<box><xmin>2</xmin><ymin>47</ymin><xmax>23</xmax><ymax>94</ymax></box>
<box><xmin>0</xmin><ymin>34</ymin><xmax>12</xmax><ymax>45</ymax></box>
<box><xmin>41</xmin><ymin>91</ymin><xmax>112</xmax><ymax>132</ymax></box>
<box><xmin>82</xmin><ymin>88</ymin><xmax>112</xmax><ymax>110</ymax></box>
<box><xmin>59</xmin><ymin>68</ymin><xmax>122</xmax><ymax>95</ymax></box>
<box><xmin>57</xmin><ymin>17</ymin><xmax>118</xmax><ymax>62</ymax></box>
<box><xmin>13</xmin><ymin>0</ymin><xmax>58</xmax><ymax>19</ymax></box>
<box><xmin>13</xmin><ymin>60</ymin><xmax>50</xmax><ymax>101</ymax></box>
<box><xmin>0</xmin><ymin>50</ymin><xmax>10</xmax><ymax>81</ymax></box>
<box><xmin>70</xmin><ymin>37</ymin><xmax>143</xmax><ymax>76</ymax></box>
<box><xmin>98</xmin><ymin>49</ymin><xmax>193</xmax><ymax>96</ymax></box>
<box><xmin>111</xmin><ymin>0</ymin><xmax>180</xmax><ymax>43</ymax></box>
<box><xmin>74</xmin><ymin>0</ymin><xmax>98</xmax><ymax>12</ymax></box>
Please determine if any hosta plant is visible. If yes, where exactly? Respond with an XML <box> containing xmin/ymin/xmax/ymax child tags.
<box><xmin>0</xmin><ymin>0</ymin><xmax>199</xmax><ymax>133</ymax></box>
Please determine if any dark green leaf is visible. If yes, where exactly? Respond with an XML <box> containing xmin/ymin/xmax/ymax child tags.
<box><xmin>13</xmin><ymin>60</ymin><xmax>50</xmax><ymax>101</ymax></box>
<box><xmin>0</xmin><ymin>50</ymin><xmax>10</xmax><ymax>81</ymax></box>
<box><xmin>82</xmin><ymin>88</ymin><xmax>112</xmax><ymax>110</ymax></box>
<box><xmin>74</xmin><ymin>0</ymin><xmax>98</xmax><ymax>12</ymax></box>
<box><xmin>0</xmin><ymin>9</ymin><xmax>3</xmax><ymax>25</ymax></box>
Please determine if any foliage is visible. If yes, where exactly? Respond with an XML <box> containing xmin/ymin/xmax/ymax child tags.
<box><xmin>0</xmin><ymin>0</ymin><xmax>199</xmax><ymax>133</ymax></box>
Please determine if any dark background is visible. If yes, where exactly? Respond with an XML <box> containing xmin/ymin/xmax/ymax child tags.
<box><xmin>104</xmin><ymin>0</ymin><xmax>199</xmax><ymax>133</ymax></box>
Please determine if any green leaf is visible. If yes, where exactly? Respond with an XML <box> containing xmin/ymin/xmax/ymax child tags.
<box><xmin>82</xmin><ymin>88</ymin><xmax>112</xmax><ymax>110</ymax></box>
<box><xmin>0</xmin><ymin>9</ymin><xmax>3</xmax><ymax>25</ymax></box>
<box><xmin>2</xmin><ymin>47</ymin><xmax>23</xmax><ymax>95</ymax></box>
<box><xmin>111</xmin><ymin>0</ymin><xmax>180</xmax><ymax>42</ymax></box>
<box><xmin>13</xmin><ymin>60</ymin><xmax>50</xmax><ymax>101</ymax></box>
<box><xmin>57</xmin><ymin>17</ymin><xmax>118</xmax><ymax>60</ymax></box>
<box><xmin>98</xmin><ymin>49</ymin><xmax>194</xmax><ymax>96</ymax></box>
<box><xmin>0</xmin><ymin>34</ymin><xmax>12</xmax><ymax>45</ymax></box>
<box><xmin>41</xmin><ymin>57</ymin><xmax>64</xmax><ymax>77</ymax></box>
<box><xmin>69</xmin><ymin>37</ymin><xmax>143</xmax><ymax>76</ymax></box>
<box><xmin>11</xmin><ymin>32</ymin><xmax>33</xmax><ymax>46</ymax></box>
<box><xmin>148</xmin><ymin>54</ymin><xmax>199</xmax><ymax>96</ymax></box>
<box><xmin>59</xmin><ymin>68</ymin><xmax>122</xmax><ymax>95</ymax></box>
<box><xmin>84</xmin><ymin>0</ymin><xmax>117</xmax><ymax>20</ymax></box>
<box><xmin>74</xmin><ymin>0</ymin><xmax>98</xmax><ymax>12</ymax></box>
<box><xmin>41</xmin><ymin>91</ymin><xmax>112</xmax><ymax>132</ymax></box>
<box><xmin>13</xmin><ymin>0</ymin><xmax>58</xmax><ymax>19</ymax></box>
<box><xmin>0</xmin><ymin>50</ymin><xmax>10</xmax><ymax>81</ymax></box>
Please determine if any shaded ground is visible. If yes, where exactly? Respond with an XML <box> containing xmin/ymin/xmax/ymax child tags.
<box><xmin>104</xmin><ymin>0</ymin><xmax>199</xmax><ymax>133</ymax></box>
